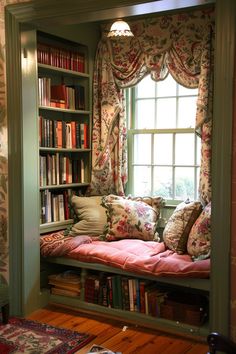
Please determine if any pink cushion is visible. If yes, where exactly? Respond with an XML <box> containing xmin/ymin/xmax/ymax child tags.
<box><xmin>66</xmin><ymin>239</ymin><xmax>210</xmax><ymax>278</ymax></box>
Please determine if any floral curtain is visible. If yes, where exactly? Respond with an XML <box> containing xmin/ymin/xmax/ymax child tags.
<box><xmin>89</xmin><ymin>8</ymin><xmax>214</xmax><ymax>204</ymax></box>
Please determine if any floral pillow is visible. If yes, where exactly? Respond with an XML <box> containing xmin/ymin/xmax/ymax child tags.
<box><xmin>187</xmin><ymin>202</ymin><xmax>211</xmax><ymax>261</ymax></box>
<box><xmin>128</xmin><ymin>195</ymin><xmax>165</xmax><ymax>219</ymax></box>
<box><xmin>163</xmin><ymin>200</ymin><xmax>203</xmax><ymax>254</ymax></box>
<box><xmin>101</xmin><ymin>194</ymin><xmax>162</xmax><ymax>241</ymax></box>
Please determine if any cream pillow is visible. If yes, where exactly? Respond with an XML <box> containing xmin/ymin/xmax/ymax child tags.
<box><xmin>70</xmin><ymin>195</ymin><xmax>107</xmax><ymax>236</ymax></box>
<box><xmin>163</xmin><ymin>200</ymin><xmax>203</xmax><ymax>254</ymax></box>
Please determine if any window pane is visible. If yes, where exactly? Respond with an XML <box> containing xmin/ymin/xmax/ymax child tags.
<box><xmin>136</xmin><ymin>99</ymin><xmax>155</xmax><ymax>128</ymax></box>
<box><xmin>136</xmin><ymin>74</ymin><xmax>155</xmax><ymax>98</ymax></box>
<box><xmin>196</xmin><ymin>167</ymin><xmax>200</xmax><ymax>197</ymax></box>
<box><xmin>153</xmin><ymin>166</ymin><xmax>172</xmax><ymax>199</ymax></box>
<box><xmin>175</xmin><ymin>167</ymin><xmax>194</xmax><ymax>200</ymax></box>
<box><xmin>133</xmin><ymin>166</ymin><xmax>151</xmax><ymax>196</ymax></box>
<box><xmin>156</xmin><ymin>98</ymin><xmax>176</xmax><ymax>128</ymax></box>
<box><xmin>154</xmin><ymin>134</ymin><xmax>173</xmax><ymax>164</ymax></box>
<box><xmin>178</xmin><ymin>96</ymin><xmax>197</xmax><ymax>128</ymax></box>
<box><xmin>196</xmin><ymin>135</ymin><xmax>201</xmax><ymax>165</ymax></box>
<box><xmin>156</xmin><ymin>74</ymin><xmax>177</xmax><ymax>97</ymax></box>
<box><xmin>178</xmin><ymin>84</ymin><xmax>198</xmax><ymax>96</ymax></box>
<box><xmin>175</xmin><ymin>134</ymin><xmax>194</xmax><ymax>165</ymax></box>
<box><xmin>133</xmin><ymin>134</ymin><xmax>151</xmax><ymax>164</ymax></box>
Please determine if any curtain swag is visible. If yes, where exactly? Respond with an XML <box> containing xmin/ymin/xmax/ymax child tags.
<box><xmin>89</xmin><ymin>8</ymin><xmax>214</xmax><ymax>204</ymax></box>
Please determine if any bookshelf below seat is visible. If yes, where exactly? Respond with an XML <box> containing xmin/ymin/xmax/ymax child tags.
<box><xmin>41</xmin><ymin>256</ymin><xmax>210</xmax><ymax>338</ymax></box>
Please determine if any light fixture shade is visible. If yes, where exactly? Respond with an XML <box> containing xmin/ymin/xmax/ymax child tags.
<box><xmin>107</xmin><ymin>19</ymin><xmax>134</xmax><ymax>38</ymax></box>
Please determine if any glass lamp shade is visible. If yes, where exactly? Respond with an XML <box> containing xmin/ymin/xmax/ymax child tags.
<box><xmin>107</xmin><ymin>19</ymin><xmax>134</xmax><ymax>38</ymax></box>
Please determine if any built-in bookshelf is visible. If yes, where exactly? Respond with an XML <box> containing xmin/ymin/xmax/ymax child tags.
<box><xmin>41</xmin><ymin>258</ymin><xmax>210</xmax><ymax>336</ymax></box>
<box><xmin>37</xmin><ymin>31</ymin><xmax>91</xmax><ymax>233</ymax></box>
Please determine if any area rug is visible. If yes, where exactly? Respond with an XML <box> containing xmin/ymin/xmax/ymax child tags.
<box><xmin>0</xmin><ymin>317</ymin><xmax>95</xmax><ymax>353</ymax></box>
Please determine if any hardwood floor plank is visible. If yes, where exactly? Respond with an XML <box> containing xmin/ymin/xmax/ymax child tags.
<box><xmin>27</xmin><ymin>305</ymin><xmax>209</xmax><ymax>354</ymax></box>
<box><xmin>185</xmin><ymin>343</ymin><xmax>209</xmax><ymax>353</ymax></box>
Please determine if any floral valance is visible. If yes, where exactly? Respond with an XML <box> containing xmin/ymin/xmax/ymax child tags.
<box><xmin>90</xmin><ymin>7</ymin><xmax>214</xmax><ymax>202</ymax></box>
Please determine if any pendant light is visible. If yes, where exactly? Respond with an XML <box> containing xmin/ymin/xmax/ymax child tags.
<box><xmin>107</xmin><ymin>19</ymin><xmax>134</xmax><ymax>38</ymax></box>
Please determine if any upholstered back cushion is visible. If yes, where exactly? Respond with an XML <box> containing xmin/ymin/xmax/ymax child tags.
<box><xmin>102</xmin><ymin>194</ymin><xmax>163</xmax><ymax>241</ymax></box>
<box><xmin>163</xmin><ymin>200</ymin><xmax>203</xmax><ymax>254</ymax></box>
<box><xmin>70</xmin><ymin>195</ymin><xmax>107</xmax><ymax>236</ymax></box>
<box><xmin>187</xmin><ymin>202</ymin><xmax>211</xmax><ymax>260</ymax></box>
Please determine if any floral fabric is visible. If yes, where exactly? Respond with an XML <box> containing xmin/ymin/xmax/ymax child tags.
<box><xmin>163</xmin><ymin>200</ymin><xmax>203</xmax><ymax>254</ymax></box>
<box><xmin>187</xmin><ymin>202</ymin><xmax>211</xmax><ymax>260</ymax></box>
<box><xmin>90</xmin><ymin>8</ymin><xmax>214</xmax><ymax>204</ymax></box>
<box><xmin>101</xmin><ymin>194</ymin><xmax>160</xmax><ymax>241</ymax></box>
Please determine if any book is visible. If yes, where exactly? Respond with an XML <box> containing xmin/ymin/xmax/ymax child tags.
<box><xmin>121</xmin><ymin>277</ymin><xmax>130</xmax><ymax>311</ymax></box>
<box><xmin>106</xmin><ymin>276</ymin><xmax>113</xmax><ymax>308</ymax></box>
<box><xmin>85</xmin><ymin>275</ymin><xmax>100</xmax><ymax>304</ymax></box>
<box><xmin>50</xmin><ymin>84</ymin><xmax>67</xmax><ymax>108</ymax></box>
<box><xmin>139</xmin><ymin>280</ymin><xmax>146</xmax><ymax>313</ymax></box>
<box><xmin>51</xmin><ymin>287</ymin><xmax>80</xmax><ymax>297</ymax></box>
<box><xmin>48</xmin><ymin>271</ymin><xmax>81</xmax><ymax>292</ymax></box>
<box><xmin>66</xmin><ymin>122</ymin><xmax>72</xmax><ymax>148</ymax></box>
<box><xmin>56</xmin><ymin>121</ymin><xmax>63</xmax><ymax>148</ymax></box>
<box><xmin>58</xmin><ymin>194</ymin><xmax>65</xmax><ymax>221</ymax></box>
<box><xmin>73</xmin><ymin>85</ymin><xmax>85</xmax><ymax>110</ymax></box>
<box><xmin>80</xmin><ymin>159</ymin><xmax>85</xmax><ymax>183</ymax></box>
<box><xmin>128</xmin><ymin>278</ymin><xmax>134</xmax><ymax>311</ymax></box>
<box><xmin>111</xmin><ymin>275</ymin><xmax>120</xmax><ymax>309</ymax></box>
<box><xmin>51</xmin><ymin>194</ymin><xmax>59</xmax><ymax>222</ymax></box>
<box><xmin>71</xmin><ymin>121</ymin><xmax>76</xmax><ymax>148</ymax></box>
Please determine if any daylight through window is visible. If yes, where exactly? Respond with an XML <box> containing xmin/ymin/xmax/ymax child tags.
<box><xmin>126</xmin><ymin>74</ymin><xmax>200</xmax><ymax>203</ymax></box>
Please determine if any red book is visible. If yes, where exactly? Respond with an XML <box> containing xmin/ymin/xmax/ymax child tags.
<box><xmin>50</xmin><ymin>84</ymin><xmax>67</xmax><ymax>108</ymax></box>
<box><xmin>83</xmin><ymin>123</ymin><xmax>89</xmax><ymax>149</ymax></box>
<box><xmin>56</xmin><ymin>121</ymin><xmax>63</xmax><ymax>148</ymax></box>
<box><xmin>71</xmin><ymin>121</ymin><xmax>76</xmax><ymax>148</ymax></box>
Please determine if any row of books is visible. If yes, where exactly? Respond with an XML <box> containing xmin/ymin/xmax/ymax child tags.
<box><xmin>40</xmin><ymin>189</ymin><xmax>75</xmax><ymax>224</ymax></box>
<box><xmin>38</xmin><ymin>78</ymin><xmax>85</xmax><ymax>110</ymax></box>
<box><xmin>48</xmin><ymin>271</ymin><xmax>81</xmax><ymax>297</ymax></box>
<box><xmin>37</xmin><ymin>42</ymin><xmax>85</xmax><ymax>73</ymax></box>
<box><xmin>39</xmin><ymin>116</ymin><xmax>89</xmax><ymax>149</ymax></box>
<box><xmin>47</xmin><ymin>270</ymin><xmax>209</xmax><ymax>324</ymax></box>
<box><xmin>40</xmin><ymin>154</ymin><xmax>85</xmax><ymax>186</ymax></box>
<box><xmin>84</xmin><ymin>274</ymin><xmax>167</xmax><ymax>317</ymax></box>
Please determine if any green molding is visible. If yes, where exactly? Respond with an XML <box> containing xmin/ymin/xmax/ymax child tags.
<box><xmin>5</xmin><ymin>8</ymin><xmax>24</xmax><ymax>316</ymax></box>
<box><xmin>210</xmin><ymin>0</ymin><xmax>236</xmax><ymax>336</ymax></box>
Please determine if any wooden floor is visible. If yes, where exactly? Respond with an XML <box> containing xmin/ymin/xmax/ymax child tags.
<box><xmin>27</xmin><ymin>304</ymin><xmax>209</xmax><ymax>354</ymax></box>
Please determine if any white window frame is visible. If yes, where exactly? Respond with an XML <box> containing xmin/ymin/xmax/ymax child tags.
<box><xmin>125</xmin><ymin>79</ymin><xmax>200</xmax><ymax>204</ymax></box>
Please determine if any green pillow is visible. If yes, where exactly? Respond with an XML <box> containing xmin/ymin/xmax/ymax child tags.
<box><xmin>70</xmin><ymin>196</ymin><xmax>107</xmax><ymax>236</ymax></box>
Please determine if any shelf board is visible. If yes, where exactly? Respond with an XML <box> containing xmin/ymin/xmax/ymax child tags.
<box><xmin>48</xmin><ymin>293</ymin><xmax>209</xmax><ymax>338</ymax></box>
<box><xmin>43</xmin><ymin>257</ymin><xmax>210</xmax><ymax>292</ymax></box>
<box><xmin>40</xmin><ymin>219</ymin><xmax>73</xmax><ymax>233</ymax></box>
<box><xmin>38</xmin><ymin>63</ymin><xmax>90</xmax><ymax>78</ymax></box>
<box><xmin>39</xmin><ymin>147</ymin><xmax>91</xmax><ymax>153</ymax></box>
<box><xmin>39</xmin><ymin>105</ymin><xmax>90</xmax><ymax>115</ymax></box>
<box><xmin>39</xmin><ymin>182</ymin><xmax>90</xmax><ymax>190</ymax></box>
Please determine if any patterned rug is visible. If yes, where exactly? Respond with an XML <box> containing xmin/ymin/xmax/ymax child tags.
<box><xmin>0</xmin><ymin>317</ymin><xmax>95</xmax><ymax>353</ymax></box>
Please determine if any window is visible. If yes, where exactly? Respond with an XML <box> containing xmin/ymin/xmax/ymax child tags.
<box><xmin>126</xmin><ymin>74</ymin><xmax>200</xmax><ymax>203</ymax></box>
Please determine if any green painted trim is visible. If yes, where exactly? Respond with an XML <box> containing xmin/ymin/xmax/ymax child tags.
<box><xmin>5</xmin><ymin>9</ymin><xmax>24</xmax><ymax>316</ymax></box>
<box><xmin>5</xmin><ymin>0</ymin><xmax>235</xmax><ymax>337</ymax></box>
<box><xmin>50</xmin><ymin>293</ymin><xmax>209</xmax><ymax>337</ymax></box>
<box><xmin>210</xmin><ymin>0</ymin><xmax>236</xmax><ymax>336</ymax></box>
